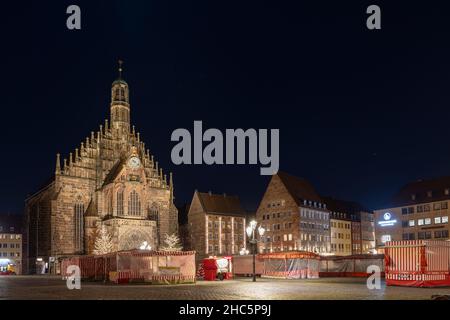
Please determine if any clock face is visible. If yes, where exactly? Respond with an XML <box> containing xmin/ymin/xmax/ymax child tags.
<box><xmin>128</xmin><ymin>157</ymin><xmax>141</xmax><ymax>169</ymax></box>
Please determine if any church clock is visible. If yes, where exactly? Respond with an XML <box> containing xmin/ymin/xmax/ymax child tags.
<box><xmin>128</xmin><ymin>156</ymin><xmax>141</xmax><ymax>169</ymax></box>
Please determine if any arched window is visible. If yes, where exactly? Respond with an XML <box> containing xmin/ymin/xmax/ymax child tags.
<box><xmin>74</xmin><ymin>202</ymin><xmax>84</xmax><ymax>252</ymax></box>
<box><xmin>114</xmin><ymin>88</ymin><xmax>120</xmax><ymax>101</ymax></box>
<box><xmin>117</xmin><ymin>189</ymin><xmax>124</xmax><ymax>216</ymax></box>
<box><xmin>128</xmin><ymin>190</ymin><xmax>141</xmax><ymax>216</ymax></box>
<box><xmin>148</xmin><ymin>203</ymin><xmax>159</xmax><ymax>221</ymax></box>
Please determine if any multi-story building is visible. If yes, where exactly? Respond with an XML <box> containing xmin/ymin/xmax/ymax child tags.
<box><xmin>0</xmin><ymin>214</ymin><xmax>23</xmax><ymax>274</ymax></box>
<box><xmin>257</xmin><ymin>172</ymin><xmax>330</xmax><ymax>254</ymax></box>
<box><xmin>188</xmin><ymin>191</ymin><xmax>247</xmax><ymax>260</ymax></box>
<box><xmin>374</xmin><ymin>177</ymin><xmax>450</xmax><ymax>250</ymax></box>
<box><xmin>323</xmin><ymin>197</ymin><xmax>376</xmax><ymax>255</ymax></box>
<box><xmin>350</xmin><ymin>213</ymin><xmax>362</xmax><ymax>254</ymax></box>
<box><xmin>360</xmin><ymin>211</ymin><xmax>376</xmax><ymax>254</ymax></box>
<box><xmin>322</xmin><ymin>197</ymin><xmax>352</xmax><ymax>256</ymax></box>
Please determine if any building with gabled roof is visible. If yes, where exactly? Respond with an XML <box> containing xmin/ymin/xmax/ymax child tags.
<box><xmin>188</xmin><ymin>191</ymin><xmax>247</xmax><ymax>260</ymax></box>
<box><xmin>256</xmin><ymin>172</ymin><xmax>331</xmax><ymax>254</ymax></box>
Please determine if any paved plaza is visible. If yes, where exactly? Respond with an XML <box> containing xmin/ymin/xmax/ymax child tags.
<box><xmin>1</xmin><ymin>276</ymin><xmax>450</xmax><ymax>300</ymax></box>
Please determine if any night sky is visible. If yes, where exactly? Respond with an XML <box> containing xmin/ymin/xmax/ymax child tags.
<box><xmin>2</xmin><ymin>1</ymin><xmax>450</xmax><ymax>214</ymax></box>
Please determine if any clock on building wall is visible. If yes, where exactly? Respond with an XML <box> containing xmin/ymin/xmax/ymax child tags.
<box><xmin>128</xmin><ymin>156</ymin><xmax>141</xmax><ymax>169</ymax></box>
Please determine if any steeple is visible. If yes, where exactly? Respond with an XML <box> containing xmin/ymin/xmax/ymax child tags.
<box><xmin>118</xmin><ymin>59</ymin><xmax>123</xmax><ymax>80</ymax></box>
<box><xmin>110</xmin><ymin>60</ymin><xmax>130</xmax><ymax>136</ymax></box>
<box><xmin>55</xmin><ymin>153</ymin><xmax>61</xmax><ymax>175</ymax></box>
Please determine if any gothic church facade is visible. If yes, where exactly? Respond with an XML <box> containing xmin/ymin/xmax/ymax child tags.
<box><xmin>24</xmin><ymin>64</ymin><xmax>178</xmax><ymax>274</ymax></box>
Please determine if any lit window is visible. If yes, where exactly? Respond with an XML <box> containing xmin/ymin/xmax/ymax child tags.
<box><xmin>418</xmin><ymin>219</ymin><xmax>424</xmax><ymax>226</ymax></box>
<box><xmin>427</xmin><ymin>191</ymin><xmax>433</xmax><ymax>198</ymax></box>
<box><xmin>409</xmin><ymin>220</ymin><xmax>415</xmax><ymax>227</ymax></box>
<box><xmin>435</xmin><ymin>217</ymin><xmax>441</xmax><ymax>224</ymax></box>
<box><xmin>442</xmin><ymin>216</ymin><xmax>449</xmax><ymax>224</ymax></box>
<box><xmin>288</xmin><ymin>234</ymin><xmax>293</xmax><ymax>241</ymax></box>
<box><xmin>381</xmin><ymin>235</ymin><xmax>391</xmax><ymax>243</ymax></box>
<box><xmin>424</xmin><ymin>218</ymin><xmax>431</xmax><ymax>225</ymax></box>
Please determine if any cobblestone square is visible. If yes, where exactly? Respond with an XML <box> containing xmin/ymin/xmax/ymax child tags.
<box><xmin>1</xmin><ymin>276</ymin><xmax>450</xmax><ymax>300</ymax></box>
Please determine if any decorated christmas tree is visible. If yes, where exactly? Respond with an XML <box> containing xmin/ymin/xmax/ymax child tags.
<box><xmin>93</xmin><ymin>226</ymin><xmax>114</xmax><ymax>255</ymax></box>
<box><xmin>160</xmin><ymin>233</ymin><xmax>183</xmax><ymax>251</ymax></box>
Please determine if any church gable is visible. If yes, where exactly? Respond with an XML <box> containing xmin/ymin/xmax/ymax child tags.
<box><xmin>102</xmin><ymin>156</ymin><xmax>147</xmax><ymax>188</ymax></box>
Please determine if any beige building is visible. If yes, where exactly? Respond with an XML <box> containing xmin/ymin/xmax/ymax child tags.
<box><xmin>375</xmin><ymin>177</ymin><xmax>450</xmax><ymax>250</ymax></box>
<box><xmin>329</xmin><ymin>217</ymin><xmax>352</xmax><ymax>256</ymax></box>
<box><xmin>257</xmin><ymin>172</ymin><xmax>330</xmax><ymax>254</ymax></box>
<box><xmin>188</xmin><ymin>191</ymin><xmax>247</xmax><ymax>260</ymax></box>
<box><xmin>25</xmin><ymin>64</ymin><xmax>178</xmax><ymax>274</ymax></box>
<box><xmin>323</xmin><ymin>197</ymin><xmax>376</xmax><ymax>255</ymax></box>
<box><xmin>0</xmin><ymin>215</ymin><xmax>22</xmax><ymax>274</ymax></box>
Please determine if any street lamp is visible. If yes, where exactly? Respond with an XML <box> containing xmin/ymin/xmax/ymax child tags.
<box><xmin>239</xmin><ymin>248</ymin><xmax>250</xmax><ymax>256</ymax></box>
<box><xmin>246</xmin><ymin>220</ymin><xmax>265</xmax><ymax>282</ymax></box>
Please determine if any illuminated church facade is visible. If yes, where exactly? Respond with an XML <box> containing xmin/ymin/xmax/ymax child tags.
<box><xmin>24</xmin><ymin>63</ymin><xmax>178</xmax><ymax>273</ymax></box>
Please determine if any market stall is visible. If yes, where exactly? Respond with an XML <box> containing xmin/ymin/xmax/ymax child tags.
<box><xmin>259</xmin><ymin>251</ymin><xmax>320</xmax><ymax>279</ymax></box>
<box><xmin>61</xmin><ymin>250</ymin><xmax>196</xmax><ymax>285</ymax></box>
<box><xmin>384</xmin><ymin>240</ymin><xmax>450</xmax><ymax>287</ymax></box>
<box><xmin>319</xmin><ymin>254</ymin><xmax>385</xmax><ymax>277</ymax></box>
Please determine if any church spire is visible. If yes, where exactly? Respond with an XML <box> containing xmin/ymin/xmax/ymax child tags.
<box><xmin>110</xmin><ymin>60</ymin><xmax>130</xmax><ymax>136</ymax></box>
<box><xmin>118</xmin><ymin>59</ymin><xmax>123</xmax><ymax>79</ymax></box>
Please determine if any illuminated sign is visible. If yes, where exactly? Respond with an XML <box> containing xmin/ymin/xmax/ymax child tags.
<box><xmin>378</xmin><ymin>212</ymin><xmax>397</xmax><ymax>227</ymax></box>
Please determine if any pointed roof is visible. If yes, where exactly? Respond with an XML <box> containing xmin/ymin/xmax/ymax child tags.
<box><xmin>276</xmin><ymin>171</ymin><xmax>322</xmax><ymax>206</ymax></box>
<box><xmin>103</xmin><ymin>158</ymin><xmax>127</xmax><ymax>186</ymax></box>
<box><xmin>196</xmin><ymin>191</ymin><xmax>246</xmax><ymax>217</ymax></box>
<box><xmin>112</xmin><ymin>59</ymin><xmax>128</xmax><ymax>86</ymax></box>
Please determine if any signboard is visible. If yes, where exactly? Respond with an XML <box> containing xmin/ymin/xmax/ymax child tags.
<box><xmin>378</xmin><ymin>212</ymin><xmax>397</xmax><ymax>227</ymax></box>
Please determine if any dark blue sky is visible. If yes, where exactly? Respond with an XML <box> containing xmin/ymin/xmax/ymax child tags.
<box><xmin>2</xmin><ymin>1</ymin><xmax>450</xmax><ymax>213</ymax></box>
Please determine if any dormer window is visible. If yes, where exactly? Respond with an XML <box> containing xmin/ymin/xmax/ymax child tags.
<box><xmin>411</xmin><ymin>194</ymin><xmax>416</xmax><ymax>201</ymax></box>
<box><xmin>445</xmin><ymin>188</ymin><xmax>450</xmax><ymax>196</ymax></box>
<box><xmin>427</xmin><ymin>191</ymin><xmax>433</xmax><ymax>198</ymax></box>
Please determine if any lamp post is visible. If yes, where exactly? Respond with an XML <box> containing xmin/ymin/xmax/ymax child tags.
<box><xmin>246</xmin><ymin>220</ymin><xmax>265</xmax><ymax>282</ymax></box>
